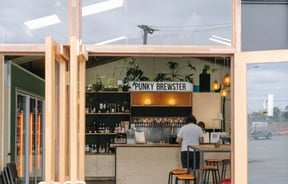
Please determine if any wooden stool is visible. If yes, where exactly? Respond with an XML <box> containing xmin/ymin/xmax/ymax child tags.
<box><xmin>168</xmin><ymin>169</ymin><xmax>187</xmax><ymax>184</ymax></box>
<box><xmin>221</xmin><ymin>159</ymin><xmax>231</xmax><ymax>179</ymax></box>
<box><xmin>202</xmin><ymin>165</ymin><xmax>219</xmax><ymax>184</ymax></box>
<box><xmin>205</xmin><ymin>159</ymin><xmax>220</xmax><ymax>180</ymax></box>
<box><xmin>175</xmin><ymin>174</ymin><xmax>195</xmax><ymax>184</ymax></box>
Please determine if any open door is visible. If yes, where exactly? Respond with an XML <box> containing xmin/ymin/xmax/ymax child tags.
<box><xmin>44</xmin><ymin>37</ymin><xmax>87</xmax><ymax>184</ymax></box>
<box><xmin>44</xmin><ymin>37</ymin><xmax>69</xmax><ymax>184</ymax></box>
<box><xmin>234</xmin><ymin>50</ymin><xmax>288</xmax><ymax>184</ymax></box>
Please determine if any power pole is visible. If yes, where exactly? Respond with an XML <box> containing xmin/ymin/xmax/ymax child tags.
<box><xmin>138</xmin><ymin>25</ymin><xmax>157</xmax><ymax>45</ymax></box>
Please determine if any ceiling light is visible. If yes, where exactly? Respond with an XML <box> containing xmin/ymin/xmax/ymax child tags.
<box><xmin>209</xmin><ymin>35</ymin><xmax>231</xmax><ymax>46</ymax></box>
<box><xmin>82</xmin><ymin>0</ymin><xmax>124</xmax><ymax>16</ymax></box>
<box><xmin>24</xmin><ymin>14</ymin><xmax>61</xmax><ymax>30</ymax></box>
<box><xmin>94</xmin><ymin>36</ymin><xmax>126</xmax><ymax>45</ymax></box>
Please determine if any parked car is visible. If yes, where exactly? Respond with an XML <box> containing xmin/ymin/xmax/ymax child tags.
<box><xmin>250</xmin><ymin>122</ymin><xmax>272</xmax><ymax>140</ymax></box>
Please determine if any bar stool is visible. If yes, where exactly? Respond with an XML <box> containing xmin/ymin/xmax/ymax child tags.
<box><xmin>220</xmin><ymin>179</ymin><xmax>231</xmax><ymax>184</ymax></box>
<box><xmin>175</xmin><ymin>174</ymin><xmax>195</xmax><ymax>184</ymax></box>
<box><xmin>168</xmin><ymin>168</ymin><xmax>188</xmax><ymax>184</ymax></box>
<box><xmin>205</xmin><ymin>159</ymin><xmax>220</xmax><ymax>180</ymax></box>
<box><xmin>202</xmin><ymin>165</ymin><xmax>219</xmax><ymax>184</ymax></box>
<box><xmin>221</xmin><ymin>159</ymin><xmax>231</xmax><ymax>179</ymax></box>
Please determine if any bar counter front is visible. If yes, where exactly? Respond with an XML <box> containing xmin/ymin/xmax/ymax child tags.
<box><xmin>115</xmin><ymin>144</ymin><xmax>181</xmax><ymax>184</ymax></box>
<box><xmin>114</xmin><ymin>143</ymin><xmax>230</xmax><ymax>184</ymax></box>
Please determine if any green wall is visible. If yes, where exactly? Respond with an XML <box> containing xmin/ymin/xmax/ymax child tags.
<box><xmin>10</xmin><ymin>63</ymin><xmax>45</xmax><ymax>161</ymax></box>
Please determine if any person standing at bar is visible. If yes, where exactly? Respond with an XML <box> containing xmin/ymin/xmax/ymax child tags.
<box><xmin>176</xmin><ymin>115</ymin><xmax>204</xmax><ymax>180</ymax></box>
<box><xmin>198</xmin><ymin>121</ymin><xmax>206</xmax><ymax>133</ymax></box>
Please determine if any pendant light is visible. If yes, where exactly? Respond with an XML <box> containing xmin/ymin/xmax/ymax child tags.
<box><xmin>220</xmin><ymin>88</ymin><xmax>229</xmax><ymax>97</ymax></box>
<box><xmin>222</xmin><ymin>58</ymin><xmax>231</xmax><ymax>87</ymax></box>
<box><xmin>211</xmin><ymin>58</ymin><xmax>220</xmax><ymax>91</ymax></box>
<box><xmin>212</xmin><ymin>80</ymin><xmax>221</xmax><ymax>91</ymax></box>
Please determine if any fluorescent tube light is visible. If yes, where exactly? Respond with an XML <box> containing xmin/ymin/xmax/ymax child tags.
<box><xmin>24</xmin><ymin>14</ymin><xmax>61</xmax><ymax>30</ymax></box>
<box><xmin>94</xmin><ymin>36</ymin><xmax>127</xmax><ymax>45</ymax></box>
<box><xmin>211</xmin><ymin>35</ymin><xmax>231</xmax><ymax>42</ymax></box>
<box><xmin>209</xmin><ymin>35</ymin><xmax>231</xmax><ymax>46</ymax></box>
<box><xmin>82</xmin><ymin>0</ymin><xmax>124</xmax><ymax>16</ymax></box>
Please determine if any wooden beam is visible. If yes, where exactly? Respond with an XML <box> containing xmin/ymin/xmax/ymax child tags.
<box><xmin>69</xmin><ymin>36</ymin><xmax>79</xmax><ymax>184</ymax></box>
<box><xmin>0</xmin><ymin>44</ymin><xmax>45</xmax><ymax>55</ymax></box>
<box><xmin>45</xmin><ymin>37</ymin><xmax>56</xmax><ymax>184</ymax></box>
<box><xmin>233</xmin><ymin>53</ymin><xmax>247</xmax><ymax>184</ymax></box>
<box><xmin>0</xmin><ymin>54</ymin><xmax>3</xmax><ymax>169</ymax></box>
<box><xmin>78</xmin><ymin>48</ymin><xmax>86</xmax><ymax>180</ymax></box>
<box><xmin>58</xmin><ymin>56</ymin><xmax>68</xmax><ymax>184</ymax></box>
<box><xmin>68</xmin><ymin>0</ymin><xmax>82</xmax><ymax>40</ymax></box>
<box><xmin>85</xmin><ymin>45</ymin><xmax>235</xmax><ymax>57</ymax></box>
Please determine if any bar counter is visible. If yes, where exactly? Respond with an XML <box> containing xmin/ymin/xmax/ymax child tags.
<box><xmin>115</xmin><ymin>143</ymin><xmax>181</xmax><ymax>184</ymax></box>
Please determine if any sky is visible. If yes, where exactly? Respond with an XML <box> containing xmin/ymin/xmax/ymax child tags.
<box><xmin>247</xmin><ymin>62</ymin><xmax>288</xmax><ymax>113</ymax></box>
<box><xmin>0</xmin><ymin>0</ymin><xmax>231</xmax><ymax>45</ymax></box>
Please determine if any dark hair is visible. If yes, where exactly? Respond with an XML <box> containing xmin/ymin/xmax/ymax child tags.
<box><xmin>185</xmin><ymin>115</ymin><xmax>197</xmax><ymax>124</ymax></box>
<box><xmin>198</xmin><ymin>121</ymin><xmax>205</xmax><ymax>129</ymax></box>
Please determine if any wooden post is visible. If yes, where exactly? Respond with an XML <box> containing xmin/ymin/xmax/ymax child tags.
<box><xmin>69</xmin><ymin>36</ymin><xmax>79</xmax><ymax>184</ymax></box>
<box><xmin>45</xmin><ymin>37</ymin><xmax>56</xmax><ymax>184</ymax></box>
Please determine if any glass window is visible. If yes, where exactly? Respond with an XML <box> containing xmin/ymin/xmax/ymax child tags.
<box><xmin>82</xmin><ymin>0</ymin><xmax>232</xmax><ymax>45</ymax></box>
<box><xmin>247</xmin><ymin>62</ymin><xmax>288</xmax><ymax>183</ymax></box>
<box><xmin>0</xmin><ymin>0</ymin><xmax>68</xmax><ymax>44</ymax></box>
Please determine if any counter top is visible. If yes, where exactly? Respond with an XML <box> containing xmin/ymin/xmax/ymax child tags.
<box><xmin>114</xmin><ymin>143</ymin><xmax>180</xmax><ymax>147</ymax></box>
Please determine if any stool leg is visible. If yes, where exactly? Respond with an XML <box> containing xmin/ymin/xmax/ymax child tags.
<box><xmin>216</xmin><ymin>163</ymin><xmax>220</xmax><ymax>181</ymax></box>
<box><xmin>221</xmin><ymin>164</ymin><xmax>226</xmax><ymax>179</ymax></box>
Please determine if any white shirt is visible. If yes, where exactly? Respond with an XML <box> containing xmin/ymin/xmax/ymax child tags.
<box><xmin>177</xmin><ymin>123</ymin><xmax>203</xmax><ymax>151</ymax></box>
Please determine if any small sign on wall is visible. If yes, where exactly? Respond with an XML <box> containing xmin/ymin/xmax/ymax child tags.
<box><xmin>128</xmin><ymin>81</ymin><xmax>193</xmax><ymax>92</ymax></box>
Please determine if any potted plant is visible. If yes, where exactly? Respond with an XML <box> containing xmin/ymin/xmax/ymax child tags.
<box><xmin>121</xmin><ymin>57</ymin><xmax>149</xmax><ymax>91</ymax></box>
<box><xmin>154</xmin><ymin>61</ymin><xmax>197</xmax><ymax>83</ymax></box>
<box><xmin>92</xmin><ymin>74</ymin><xmax>103</xmax><ymax>91</ymax></box>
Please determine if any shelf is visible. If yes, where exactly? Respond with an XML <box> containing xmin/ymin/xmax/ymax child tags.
<box><xmin>86</xmin><ymin>112</ymin><xmax>130</xmax><ymax>115</ymax></box>
<box><xmin>86</xmin><ymin>133</ymin><xmax>126</xmax><ymax>135</ymax></box>
<box><xmin>131</xmin><ymin>105</ymin><xmax>191</xmax><ymax>107</ymax></box>
<box><xmin>131</xmin><ymin>92</ymin><xmax>191</xmax><ymax>106</ymax></box>
<box><xmin>85</xmin><ymin>153</ymin><xmax>116</xmax><ymax>155</ymax></box>
<box><xmin>86</xmin><ymin>91</ymin><xmax>130</xmax><ymax>94</ymax></box>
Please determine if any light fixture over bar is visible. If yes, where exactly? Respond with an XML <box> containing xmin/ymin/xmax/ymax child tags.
<box><xmin>82</xmin><ymin>0</ymin><xmax>124</xmax><ymax>16</ymax></box>
<box><xmin>24</xmin><ymin>14</ymin><xmax>61</xmax><ymax>30</ymax></box>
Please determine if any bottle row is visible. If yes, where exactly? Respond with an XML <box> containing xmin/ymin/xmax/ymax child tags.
<box><xmin>86</xmin><ymin>102</ymin><xmax>127</xmax><ymax>113</ymax></box>
<box><xmin>85</xmin><ymin>143</ymin><xmax>112</xmax><ymax>154</ymax></box>
<box><xmin>85</xmin><ymin>136</ymin><xmax>127</xmax><ymax>154</ymax></box>
<box><xmin>131</xmin><ymin>122</ymin><xmax>185</xmax><ymax>128</ymax></box>
<box><xmin>86</xmin><ymin>122</ymin><xmax>125</xmax><ymax>133</ymax></box>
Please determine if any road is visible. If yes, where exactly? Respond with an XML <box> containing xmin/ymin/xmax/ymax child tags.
<box><xmin>248</xmin><ymin>135</ymin><xmax>288</xmax><ymax>184</ymax></box>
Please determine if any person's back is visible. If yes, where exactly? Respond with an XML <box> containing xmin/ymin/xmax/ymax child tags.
<box><xmin>178</xmin><ymin>123</ymin><xmax>203</xmax><ymax>151</ymax></box>
<box><xmin>176</xmin><ymin>114</ymin><xmax>203</xmax><ymax>180</ymax></box>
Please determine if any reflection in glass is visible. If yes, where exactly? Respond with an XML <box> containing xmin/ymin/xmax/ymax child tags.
<box><xmin>17</xmin><ymin>95</ymin><xmax>26</xmax><ymax>179</ymax></box>
<box><xmin>0</xmin><ymin>0</ymin><xmax>68</xmax><ymax>44</ymax></box>
<box><xmin>247</xmin><ymin>63</ymin><xmax>288</xmax><ymax>184</ymax></box>
<box><xmin>16</xmin><ymin>93</ymin><xmax>44</xmax><ymax>184</ymax></box>
<box><xmin>82</xmin><ymin>0</ymin><xmax>232</xmax><ymax>45</ymax></box>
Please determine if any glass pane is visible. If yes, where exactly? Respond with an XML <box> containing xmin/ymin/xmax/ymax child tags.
<box><xmin>247</xmin><ymin>62</ymin><xmax>288</xmax><ymax>184</ymax></box>
<box><xmin>36</xmin><ymin>99</ymin><xmax>44</xmax><ymax>181</ymax></box>
<box><xmin>0</xmin><ymin>0</ymin><xmax>68</xmax><ymax>44</ymax></box>
<box><xmin>16</xmin><ymin>94</ymin><xmax>26</xmax><ymax>180</ymax></box>
<box><xmin>82</xmin><ymin>0</ymin><xmax>232</xmax><ymax>45</ymax></box>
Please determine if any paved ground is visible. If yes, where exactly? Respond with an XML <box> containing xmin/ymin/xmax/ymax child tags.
<box><xmin>248</xmin><ymin>135</ymin><xmax>288</xmax><ymax>184</ymax></box>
